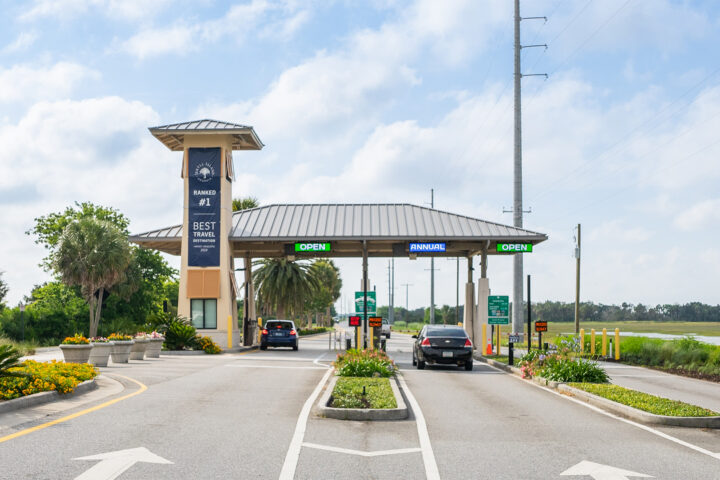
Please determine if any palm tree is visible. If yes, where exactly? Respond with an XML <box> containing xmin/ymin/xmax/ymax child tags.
<box><xmin>253</xmin><ymin>259</ymin><xmax>318</xmax><ymax>319</ymax></box>
<box><xmin>232</xmin><ymin>196</ymin><xmax>259</xmax><ymax>212</ymax></box>
<box><xmin>53</xmin><ymin>218</ymin><xmax>132</xmax><ymax>337</ymax></box>
<box><xmin>0</xmin><ymin>344</ymin><xmax>25</xmax><ymax>378</ymax></box>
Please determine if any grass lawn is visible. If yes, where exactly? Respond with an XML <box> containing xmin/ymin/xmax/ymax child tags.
<box><xmin>330</xmin><ymin>377</ymin><xmax>397</xmax><ymax>409</ymax></box>
<box><xmin>568</xmin><ymin>383</ymin><xmax>719</xmax><ymax>417</ymax></box>
<box><xmin>546</xmin><ymin>321</ymin><xmax>720</xmax><ymax>337</ymax></box>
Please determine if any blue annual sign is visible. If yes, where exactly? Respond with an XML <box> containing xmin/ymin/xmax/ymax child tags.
<box><xmin>408</xmin><ymin>242</ymin><xmax>446</xmax><ymax>253</ymax></box>
<box><xmin>188</xmin><ymin>147</ymin><xmax>221</xmax><ymax>267</ymax></box>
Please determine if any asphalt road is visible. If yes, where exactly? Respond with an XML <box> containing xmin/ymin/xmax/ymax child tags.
<box><xmin>1</xmin><ymin>330</ymin><xmax>719</xmax><ymax>479</ymax></box>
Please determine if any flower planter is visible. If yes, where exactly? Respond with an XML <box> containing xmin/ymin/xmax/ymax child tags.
<box><xmin>145</xmin><ymin>338</ymin><xmax>164</xmax><ymax>358</ymax></box>
<box><xmin>110</xmin><ymin>340</ymin><xmax>134</xmax><ymax>363</ymax></box>
<box><xmin>59</xmin><ymin>344</ymin><xmax>93</xmax><ymax>364</ymax></box>
<box><xmin>130</xmin><ymin>338</ymin><xmax>150</xmax><ymax>360</ymax></box>
<box><xmin>88</xmin><ymin>342</ymin><xmax>114</xmax><ymax>367</ymax></box>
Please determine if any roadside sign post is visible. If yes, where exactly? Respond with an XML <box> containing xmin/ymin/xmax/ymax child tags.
<box><xmin>369</xmin><ymin>317</ymin><xmax>382</xmax><ymax>350</ymax></box>
<box><xmin>488</xmin><ymin>295</ymin><xmax>509</xmax><ymax>357</ymax></box>
<box><xmin>535</xmin><ymin>321</ymin><xmax>547</xmax><ymax>349</ymax></box>
<box><xmin>349</xmin><ymin>316</ymin><xmax>361</xmax><ymax>349</ymax></box>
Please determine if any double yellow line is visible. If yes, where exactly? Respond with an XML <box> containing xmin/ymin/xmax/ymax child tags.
<box><xmin>0</xmin><ymin>374</ymin><xmax>147</xmax><ymax>444</ymax></box>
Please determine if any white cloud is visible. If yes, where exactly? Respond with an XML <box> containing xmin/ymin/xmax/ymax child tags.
<box><xmin>0</xmin><ymin>62</ymin><xmax>99</xmax><ymax>104</ymax></box>
<box><xmin>2</xmin><ymin>32</ymin><xmax>38</xmax><ymax>53</ymax></box>
<box><xmin>20</xmin><ymin>0</ymin><xmax>172</xmax><ymax>22</ymax></box>
<box><xmin>674</xmin><ymin>199</ymin><xmax>720</xmax><ymax>231</ymax></box>
<box><xmin>120</xmin><ymin>0</ymin><xmax>312</xmax><ymax>59</ymax></box>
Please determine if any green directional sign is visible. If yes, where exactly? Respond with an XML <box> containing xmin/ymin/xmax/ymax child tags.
<box><xmin>496</xmin><ymin>243</ymin><xmax>533</xmax><ymax>253</ymax></box>
<box><xmin>294</xmin><ymin>242</ymin><xmax>331</xmax><ymax>253</ymax></box>
<box><xmin>488</xmin><ymin>295</ymin><xmax>509</xmax><ymax>325</ymax></box>
<box><xmin>354</xmin><ymin>291</ymin><xmax>377</xmax><ymax>315</ymax></box>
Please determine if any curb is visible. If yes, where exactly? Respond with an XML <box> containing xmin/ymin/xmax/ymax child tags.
<box><xmin>0</xmin><ymin>378</ymin><xmax>98</xmax><ymax>415</ymax></box>
<box><xmin>161</xmin><ymin>345</ymin><xmax>257</xmax><ymax>355</ymax></box>
<box><xmin>557</xmin><ymin>384</ymin><xmax>720</xmax><ymax>428</ymax></box>
<box><xmin>474</xmin><ymin>354</ymin><xmax>720</xmax><ymax>429</ymax></box>
<box><xmin>316</xmin><ymin>373</ymin><xmax>409</xmax><ymax>421</ymax></box>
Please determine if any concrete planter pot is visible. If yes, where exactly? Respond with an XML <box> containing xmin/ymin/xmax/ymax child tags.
<box><xmin>145</xmin><ymin>338</ymin><xmax>164</xmax><ymax>358</ymax></box>
<box><xmin>89</xmin><ymin>342</ymin><xmax>114</xmax><ymax>367</ymax></box>
<box><xmin>130</xmin><ymin>338</ymin><xmax>150</xmax><ymax>360</ymax></box>
<box><xmin>59</xmin><ymin>344</ymin><xmax>93</xmax><ymax>364</ymax></box>
<box><xmin>110</xmin><ymin>340</ymin><xmax>134</xmax><ymax>363</ymax></box>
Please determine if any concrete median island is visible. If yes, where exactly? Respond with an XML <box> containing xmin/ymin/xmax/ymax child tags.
<box><xmin>316</xmin><ymin>373</ymin><xmax>409</xmax><ymax>421</ymax></box>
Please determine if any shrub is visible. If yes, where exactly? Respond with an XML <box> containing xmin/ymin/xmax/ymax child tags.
<box><xmin>0</xmin><ymin>344</ymin><xmax>25</xmax><ymax>379</ymax></box>
<box><xmin>0</xmin><ymin>360</ymin><xmax>98</xmax><ymax>400</ymax></box>
<box><xmin>334</xmin><ymin>349</ymin><xmax>395</xmax><ymax>377</ymax></box>
<box><xmin>540</xmin><ymin>357</ymin><xmax>609</xmax><ymax>383</ymax></box>
<box><xmin>164</xmin><ymin>321</ymin><xmax>199</xmax><ymax>350</ymax></box>
<box><xmin>198</xmin><ymin>336</ymin><xmax>221</xmax><ymax>354</ymax></box>
<box><xmin>298</xmin><ymin>327</ymin><xmax>331</xmax><ymax>336</ymax></box>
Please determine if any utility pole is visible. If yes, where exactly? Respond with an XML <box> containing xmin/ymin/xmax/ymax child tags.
<box><xmin>430</xmin><ymin>189</ymin><xmax>435</xmax><ymax>324</ymax></box>
<box><xmin>574</xmin><ymin>223</ymin><xmax>581</xmax><ymax>334</ymax></box>
<box><xmin>388</xmin><ymin>260</ymin><xmax>395</xmax><ymax>324</ymax></box>
<box><xmin>402</xmin><ymin>283</ymin><xmax>413</xmax><ymax>322</ymax></box>
<box><xmin>511</xmin><ymin>0</ymin><xmax>547</xmax><ymax>335</ymax></box>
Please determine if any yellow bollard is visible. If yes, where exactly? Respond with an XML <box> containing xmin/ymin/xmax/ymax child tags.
<box><xmin>615</xmin><ymin>328</ymin><xmax>620</xmax><ymax>360</ymax></box>
<box><xmin>496</xmin><ymin>325</ymin><xmax>501</xmax><ymax>356</ymax></box>
<box><xmin>579</xmin><ymin>328</ymin><xmax>585</xmax><ymax>354</ymax></box>
<box><xmin>590</xmin><ymin>329</ymin><xmax>596</xmax><ymax>355</ymax></box>
<box><xmin>481</xmin><ymin>324</ymin><xmax>487</xmax><ymax>355</ymax></box>
<box><xmin>602</xmin><ymin>328</ymin><xmax>607</xmax><ymax>357</ymax></box>
<box><xmin>257</xmin><ymin>317</ymin><xmax>263</xmax><ymax>344</ymax></box>
<box><xmin>458</xmin><ymin>322</ymin><xmax>462</xmax><ymax>327</ymax></box>
<box><xmin>369</xmin><ymin>327</ymin><xmax>374</xmax><ymax>350</ymax></box>
<box><xmin>355</xmin><ymin>326</ymin><xmax>360</xmax><ymax>350</ymax></box>
<box><xmin>227</xmin><ymin>315</ymin><xmax>233</xmax><ymax>349</ymax></box>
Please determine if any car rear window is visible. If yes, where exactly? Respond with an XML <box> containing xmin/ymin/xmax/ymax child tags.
<box><xmin>426</xmin><ymin>328</ymin><xmax>467</xmax><ymax>337</ymax></box>
<box><xmin>266</xmin><ymin>321</ymin><xmax>293</xmax><ymax>330</ymax></box>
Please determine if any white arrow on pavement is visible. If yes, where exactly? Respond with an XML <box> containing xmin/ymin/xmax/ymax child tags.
<box><xmin>73</xmin><ymin>447</ymin><xmax>173</xmax><ymax>480</ymax></box>
<box><xmin>561</xmin><ymin>461</ymin><xmax>652</xmax><ymax>480</ymax></box>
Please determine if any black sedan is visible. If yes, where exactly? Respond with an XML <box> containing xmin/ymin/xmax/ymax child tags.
<box><xmin>412</xmin><ymin>325</ymin><xmax>473</xmax><ymax>370</ymax></box>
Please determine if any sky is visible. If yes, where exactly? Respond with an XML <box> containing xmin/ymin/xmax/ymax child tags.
<box><xmin>1</xmin><ymin>0</ymin><xmax>719</xmax><ymax>312</ymax></box>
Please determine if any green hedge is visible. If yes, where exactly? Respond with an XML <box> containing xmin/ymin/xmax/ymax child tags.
<box><xmin>620</xmin><ymin>336</ymin><xmax>720</xmax><ymax>375</ymax></box>
<box><xmin>569</xmin><ymin>383</ymin><xmax>719</xmax><ymax>417</ymax></box>
<box><xmin>298</xmin><ymin>327</ymin><xmax>332</xmax><ymax>336</ymax></box>
<box><xmin>330</xmin><ymin>377</ymin><xmax>397</xmax><ymax>409</ymax></box>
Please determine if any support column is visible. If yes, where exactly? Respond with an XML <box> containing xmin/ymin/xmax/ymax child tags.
<box><xmin>362</xmin><ymin>240</ymin><xmax>368</xmax><ymax>349</ymax></box>
<box><xmin>476</xmin><ymin>243</ymin><xmax>490</xmax><ymax>351</ymax></box>
<box><xmin>463</xmin><ymin>256</ymin><xmax>475</xmax><ymax>345</ymax></box>
<box><xmin>243</xmin><ymin>254</ymin><xmax>254</xmax><ymax>346</ymax></box>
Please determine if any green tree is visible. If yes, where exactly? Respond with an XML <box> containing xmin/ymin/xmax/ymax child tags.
<box><xmin>54</xmin><ymin>218</ymin><xmax>132</xmax><ymax>337</ymax></box>
<box><xmin>27</xmin><ymin>202</ymin><xmax>129</xmax><ymax>270</ymax></box>
<box><xmin>232</xmin><ymin>196</ymin><xmax>259</xmax><ymax>211</ymax></box>
<box><xmin>306</xmin><ymin>260</ymin><xmax>342</xmax><ymax>326</ymax></box>
<box><xmin>253</xmin><ymin>259</ymin><xmax>318</xmax><ymax>319</ymax></box>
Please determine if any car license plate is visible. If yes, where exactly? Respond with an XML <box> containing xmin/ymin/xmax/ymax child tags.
<box><xmin>272</xmin><ymin>332</ymin><xmax>283</xmax><ymax>336</ymax></box>
<box><xmin>442</xmin><ymin>351</ymin><xmax>453</xmax><ymax>358</ymax></box>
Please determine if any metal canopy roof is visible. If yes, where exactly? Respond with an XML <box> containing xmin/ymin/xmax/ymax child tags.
<box><xmin>130</xmin><ymin>203</ymin><xmax>548</xmax><ymax>258</ymax></box>
<box><xmin>149</xmin><ymin>119</ymin><xmax>264</xmax><ymax>151</ymax></box>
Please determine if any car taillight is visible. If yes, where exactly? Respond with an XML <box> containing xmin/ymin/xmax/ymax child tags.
<box><xmin>262</xmin><ymin>329</ymin><xmax>268</xmax><ymax>335</ymax></box>
<box><xmin>290</xmin><ymin>329</ymin><xmax>297</xmax><ymax>336</ymax></box>
<box><xmin>464</xmin><ymin>338</ymin><xmax>472</xmax><ymax>347</ymax></box>
<box><xmin>421</xmin><ymin>338</ymin><xmax>430</xmax><ymax>346</ymax></box>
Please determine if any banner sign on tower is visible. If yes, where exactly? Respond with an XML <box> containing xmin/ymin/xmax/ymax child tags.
<box><xmin>188</xmin><ymin>147</ymin><xmax>221</xmax><ymax>267</ymax></box>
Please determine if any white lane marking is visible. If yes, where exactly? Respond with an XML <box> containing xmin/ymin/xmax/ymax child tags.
<box><xmin>560</xmin><ymin>460</ymin><xmax>652</xmax><ymax>479</ymax></box>
<box><xmin>225</xmin><ymin>365</ymin><xmax>328</xmax><ymax>370</ymax></box>
<box><xmin>74</xmin><ymin>447</ymin><xmax>172</xmax><ymax>480</ymax></box>
<box><xmin>232</xmin><ymin>356</ymin><xmax>319</xmax><ymax>362</ymax></box>
<box><xmin>397</xmin><ymin>374</ymin><xmax>441</xmax><ymax>480</ymax></box>
<box><xmin>302</xmin><ymin>442</ymin><xmax>421</xmax><ymax>457</ymax></box>
<box><xmin>278</xmin><ymin>367</ymin><xmax>333</xmax><ymax>480</ymax></box>
<box><xmin>487</xmin><ymin>362</ymin><xmax>720</xmax><ymax>462</ymax></box>
<box><xmin>313</xmin><ymin>351</ymin><xmax>332</xmax><ymax>369</ymax></box>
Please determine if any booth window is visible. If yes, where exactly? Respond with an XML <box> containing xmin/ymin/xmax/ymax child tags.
<box><xmin>191</xmin><ymin>299</ymin><xmax>217</xmax><ymax>329</ymax></box>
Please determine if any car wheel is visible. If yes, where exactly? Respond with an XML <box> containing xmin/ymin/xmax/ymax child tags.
<box><xmin>260</xmin><ymin>345</ymin><xmax>267</xmax><ymax>351</ymax></box>
<box><xmin>412</xmin><ymin>352</ymin><xmax>417</xmax><ymax>366</ymax></box>
<box><xmin>417</xmin><ymin>358</ymin><xmax>425</xmax><ymax>370</ymax></box>
<box><xmin>293</xmin><ymin>343</ymin><xmax>299</xmax><ymax>351</ymax></box>
<box><xmin>387</xmin><ymin>334</ymin><xmax>391</xmax><ymax>339</ymax></box>
<box><xmin>464</xmin><ymin>360</ymin><xmax>473</xmax><ymax>371</ymax></box>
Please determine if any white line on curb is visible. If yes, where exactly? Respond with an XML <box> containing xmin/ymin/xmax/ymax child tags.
<box><xmin>278</xmin><ymin>352</ymin><xmax>333</xmax><ymax>480</ymax></box>
<box><xmin>489</xmin><ymin>362</ymin><xmax>720</xmax><ymax>462</ymax></box>
<box><xmin>397</xmin><ymin>374</ymin><xmax>441</xmax><ymax>480</ymax></box>
<box><xmin>302</xmin><ymin>442</ymin><xmax>421</xmax><ymax>457</ymax></box>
